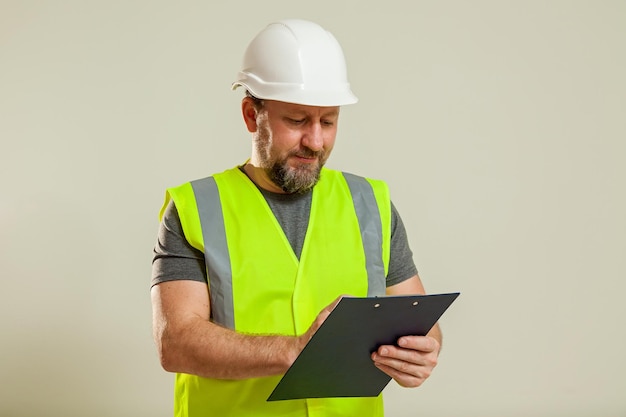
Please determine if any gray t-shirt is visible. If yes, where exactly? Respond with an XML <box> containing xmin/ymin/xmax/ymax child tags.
<box><xmin>152</xmin><ymin>182</ymin><xmax>418</xmax><ymax>288</ymax></box>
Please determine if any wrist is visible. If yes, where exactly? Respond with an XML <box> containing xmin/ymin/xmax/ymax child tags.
<box><xmin>286</xmin><ymin>334</ymin><xmax>307</xmax><ymax>366</ymax></box>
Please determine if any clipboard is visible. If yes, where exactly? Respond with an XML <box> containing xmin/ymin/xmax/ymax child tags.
<box><xmin>267</xmin><ymin>292</ymin><xmax>459</xmax><ymax>401</ymax></box>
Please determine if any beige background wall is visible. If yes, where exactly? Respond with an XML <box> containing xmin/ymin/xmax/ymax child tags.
<box><xmin>1</xmin><ymin>1</ymin><xmax>624</xmax><ymax>416</ymax></box>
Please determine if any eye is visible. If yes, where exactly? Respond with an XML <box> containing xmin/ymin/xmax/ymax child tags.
<box><xmin>286</xmin><ymin>117</ymin><xmax>305</xmax><ymax>125</ymax></box>
<box><xmin>321</xmin><ymin>119</ymin><xmax>335</xmax><ymax>127</ymax></box>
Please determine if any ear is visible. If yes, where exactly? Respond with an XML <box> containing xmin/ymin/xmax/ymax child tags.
<box><xmin>241</xmin><ymin>97</ymin><xmax>259</xmax><ymax>133</ymax></box>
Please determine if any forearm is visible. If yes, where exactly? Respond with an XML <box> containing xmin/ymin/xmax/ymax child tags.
<box><xmin>152</xmin><ymin>280</ymin><xmax>310</xmax><ymax>380</ymax></box>
<box><xmin>157</xmin><ymin>316</ymin><xmax>304</xmax><ymax>379</ymax></box>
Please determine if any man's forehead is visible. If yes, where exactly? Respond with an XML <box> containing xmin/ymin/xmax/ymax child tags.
<box><xmin>266</xmin><ymin>100</ymin><xmax>340</xmax><ymax>116</ymax></box>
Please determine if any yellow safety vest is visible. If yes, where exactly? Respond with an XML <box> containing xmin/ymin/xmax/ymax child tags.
<box><xmin>162</xmin><ymin>166</ymin><xmax>392</xmax><ymax>417</ymax></box>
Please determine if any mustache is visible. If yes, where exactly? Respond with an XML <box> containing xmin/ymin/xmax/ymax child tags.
<box><xmin>291</xmin><ymin>148</ymin><xmax>324</xmax><ymax>159</ymax></box>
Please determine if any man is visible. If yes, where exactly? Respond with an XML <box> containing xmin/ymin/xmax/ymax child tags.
<box><xmin>151</xmin><ymin>19</ymin><xmax>442</xmax><ymax>417</ymax></box>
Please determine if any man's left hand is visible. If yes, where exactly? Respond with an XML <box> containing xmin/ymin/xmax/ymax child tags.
<box><xmin>371</xmin><ymin>335</ymin><xmax>440</xmax><ymax>388</ymax></box>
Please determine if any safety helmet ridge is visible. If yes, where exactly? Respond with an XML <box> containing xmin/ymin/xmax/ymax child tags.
<box><xmin>232</xmin><ymin>19</ymin><xmax>358</xmax><ymax>106</ymax></box>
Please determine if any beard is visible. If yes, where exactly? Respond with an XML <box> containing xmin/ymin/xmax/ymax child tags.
<box><xmin>256</xmin><ymin>125</ymin><xmax>328</xmax><ymax>194</ymax></box>
<box><xmin>268</xmin><ymin>150</ymin><xmax>324</xmax><ymax>194</ymax></box>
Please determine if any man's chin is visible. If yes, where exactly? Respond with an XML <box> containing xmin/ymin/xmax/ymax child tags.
<box><xmin>284</xmin><ymin>169</ymin><xmax>321</xmax><ymax>193</ymax></box>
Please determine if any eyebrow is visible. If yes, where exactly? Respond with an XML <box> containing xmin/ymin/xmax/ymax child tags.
<box><xmin>321</xmin><ymin>110</ymin><xmax>340</xmax><ymax>118</ymax></box>
<box><xmin>287</xmin><ymin>110</ymin><xmax>339</xmax><ymax>118</ymax></box>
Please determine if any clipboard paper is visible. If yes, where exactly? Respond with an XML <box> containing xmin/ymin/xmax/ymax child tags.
<box><xmin>267</xmin><ymin>292</ymin><xmax>459</xmax><ymax>401</ymax></box>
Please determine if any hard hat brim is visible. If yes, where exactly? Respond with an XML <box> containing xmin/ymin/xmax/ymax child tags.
<box><xmin>232</xmin><ymin>81</ymin><xmax>358</xmax><ymax>107</ymax></box>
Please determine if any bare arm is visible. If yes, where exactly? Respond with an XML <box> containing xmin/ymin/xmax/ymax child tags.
<box><xmin>151</xmin><ymin>280</ymin><xmax>335</xmax><ymax>379</ymax></box>
<box><xmin>370</xmin><ymin>274</ymin><xmax>442</xmax><ymax>387</ymax></box>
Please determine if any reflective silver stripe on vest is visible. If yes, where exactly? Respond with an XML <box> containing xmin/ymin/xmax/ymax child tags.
<box><xmin>342</xmin><ymin>172</ymin><xmax>386</xmax><ymax>296</ymax></box>
<box><xmin>190</xmin><ymin>177</ymin><xmax>235</xmax><ymax>329</ymax></box>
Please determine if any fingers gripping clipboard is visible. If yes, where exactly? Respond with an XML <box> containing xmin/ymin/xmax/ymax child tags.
<box><xmin>267</xmin><ymin>292</ymin><xmax>460</xmax><ymax>401</ymax></box>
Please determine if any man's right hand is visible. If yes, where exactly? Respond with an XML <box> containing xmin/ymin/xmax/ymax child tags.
<box><xmin>296</xmin><ymin>295</ymin><xmax>345</xmax><ymax>352</ymax></box>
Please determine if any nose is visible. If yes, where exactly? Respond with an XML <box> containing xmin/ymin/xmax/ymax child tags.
<box><xmin>301</xmin><ymin>121</ymin><xmax>324</xmax><ymax>151</ymax></box>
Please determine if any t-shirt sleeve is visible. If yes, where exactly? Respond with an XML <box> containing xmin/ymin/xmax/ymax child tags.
<box><xmin>151</xmin><ymin>200</ymin><xmax>207</xmax><ymax>288</ymax></box>
<box><xmin>385</xmin><ymin>201</ymin><xmax>419</xmax><ymax>287</ymax></box>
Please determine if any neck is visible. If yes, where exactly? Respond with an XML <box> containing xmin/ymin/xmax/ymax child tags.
<box><xmin>242</xmin><ymin>163</ymin><xmax>286</xmax><ymax>194</ymax></box>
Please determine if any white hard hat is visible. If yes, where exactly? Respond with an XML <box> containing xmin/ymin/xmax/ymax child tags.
<box><xmin>232</xmin><ymin>19</ymin><xmax>358</xmax><ymax>106</ymax></box>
